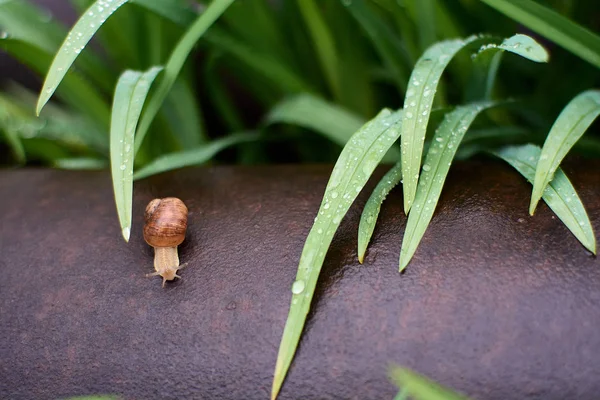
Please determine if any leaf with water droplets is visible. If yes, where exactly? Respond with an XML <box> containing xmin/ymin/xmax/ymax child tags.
<box><xmin>400</xmin><ymin>35</ymin><xmax>479</xmax><ymax>213</ymax></box>
<box><xmin>110</xmin><ymin>67</ymin><xmax>163</xmax><ymax>242</ymax></box>
<box><xmin>480</xmin><ymin>0</ymin><xmax>600</xmax><ymax>68</ymax></box>
<box><xmin>389</xmin><ymin>366</ymin><xmax>471</xmax><ymax>400</ymax></box>
<box><xmin>468</xmin><ymin>34</ymin><xmax>548</xmax><ymax>100</ymax></box>
<box><xmin>272</xmin><ymin>109</ymin><xmax>403</xmax><ymax>400</ymax></box>
<box><xmin>399</xmin><ymin>102</ymin><xmax>494</xmax><ymax>271</ymax></box>
<box><xmin>133</xmin><ymin>132</ymin><xmax>259</xmax><ymax>180</ymax></box>
<box><xmin>357</xmin><ymin>160</ymin><xmax>402</xmax><ymax>263</ymax></box>
<box><xmin>133</xmin><ymin>0</ymin><xmax>236</xmax><ymax>154</ymax></box>
<box><xmin>495</xmin><ymin>144</ymin><xmax>596</xmax><ymax>254</ymax></box>
<box><xmin>37</xmin><ymin>0</ymin><xmax>128</xmax><ymax>115</ymax></box>
<box><xmin>530</xmin><ymin>89</ymin><xmax>600</xmax><ymax>214</ymax></box>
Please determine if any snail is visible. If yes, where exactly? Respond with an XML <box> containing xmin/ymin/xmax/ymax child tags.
<box><xmin>143</xmin><ymin>197</ymin><xmax>188</xmax><ymax>287</ymax></box>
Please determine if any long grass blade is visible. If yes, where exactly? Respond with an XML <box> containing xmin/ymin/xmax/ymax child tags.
<box><xmin>389</xmin><ymin>366</ymin><xmax>471</xmax><ymax>400</ymax></box>
<box><xmin>133</xmin><ymin>0</ymin><xmax>235</xmax><ymax>154</ymax></box>
<box><xmin>357</xmin><ymin>160</ymin><xmax>402</xmax><ymax>263</ymax></box>
<box><xmin>133</xmin><ymin>132</ymin><xmax>258</xmax><ymax>180</ymax></box>
<box><xmin>272</xmin><ymin>109</ymin><xmax>403</xmax><ymax>400</ymax></box>
<box><xmin>399</xmin><ymin>102</ymin><xmax>493</xmax><ymax>271</ymax></box>
<box><xmin>495</xmin><ymin>144</ymin><xmax>596</xmax><ymax>254</ymax></box>
<box><xmin>530</xmin><ymin>90</ymin><xmax>600</xmax><ymax>214</ymax></box>
<box><xmin>37</xmin><ymin>0</ymin><xmax>128</xmax><ymax>115</ymax></box>
<box><xmin>480</xmin><ymin>0</ymin><xmax>600</xmax><ymax>68</ymax></box>
<box><xmin>110</xmin><ymin>67</ymin><xmax>163</xmax><ymax>242</ymax></box>
<box><xmin>400</xmin><ymin>35</ymin><xmax>481</xmax><ymax>213</ymax></box>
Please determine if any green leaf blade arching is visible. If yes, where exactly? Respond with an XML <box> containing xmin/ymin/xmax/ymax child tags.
<box><xmin>495</xmin><ymin>144</ymin><xmax>596</xmax><ymax>254</ymax></box>
<box><xmin>37</xmin><ymin>0</ymin><xmax>128</xmax><ymax>115</ymax></box>
<box><xmin>133</xmin><ymin>0</ymin><xmax>236</xmax><ymax>155</ymax></box>
<box><xmin>357</xmin><ymin>160</ymin><xmax>402</xmax><ymax>263</ymax></box>
<box><xmin>133</xmin><ymin>132</ymin><xmax>259</xmax><ymax>180</ymax></box>
<box><xmin>110</xmin><ymin>67</ymin><xmax>163</xmax><ymax>242</ymax></box>
<box><xmin>272</xmin><ymin>109</ymin><xmax>404</xmax><ymax>400</ymax></box>
<box><xmin>400</xmin><ymin>35</ymin><xmax>478</xmax><ymax>213</ymax></box>
<box><xmin>389</xmin><ymin>366</ymin><xmax>471</xmax><ymax>400</ymax></box>
<box><xmin>399</xmin><ymin>102</ymin><xmax>494</xmax><ymax>271</ymax></box>
<box><xmin>530</xmin><ymin>90</ymin><xmax>600</xmax><ymax>214</ymax></box>
<box><xmin>480</xmin><ymin>0</ymin><xmax>600</xmax><ymax>68</ymax></box>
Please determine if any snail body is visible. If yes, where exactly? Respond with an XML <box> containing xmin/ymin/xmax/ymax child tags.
<box><xmin>143</xmin><ymin>197</ymin><xmax>188</xmax><ymax>287</ymax></box>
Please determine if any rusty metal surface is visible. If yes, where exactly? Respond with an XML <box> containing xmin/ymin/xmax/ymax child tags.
<box><xmin>0</xmin><ymin>162</ymin><xmax>599</xmax><ymax>400</ymax></box>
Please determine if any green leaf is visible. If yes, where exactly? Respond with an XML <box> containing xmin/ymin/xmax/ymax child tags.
<box><xmin>468</xmin><ymin>34</ymin><xmax>549</xmax><ymax>100</ymax></box>
<box><xmin>110</xmin><ymin>67</ymin><xmax>163</xmax><ymax>242</ymax></box>
<box><xmin>298</xmin><ymin>0</ymin><xmax>341</xmax><ymax>99</ymax></box>
<box><xmin>1</xmin><ymin>37</ymin><xmax>110</xmax><ymax>125</ymax></box>
<box><xmin>480</xmin><ymin>0</ymin><xmax>600</xmax><ymax>68</ymax></box>
<box><xmin>357</xmin><ymin>160</ymin><xmax>402</xmax><ymax>263</ymax></box>
<box><xmin>267</xmin><ymin>94</ymin><xmax>366</xmax><ymax>146</ymax></box>
<box><xmin>530</xmin><ymin>90</ymin><xmax>600</xmax><ymax>214</ymax></box>
<box><xmin>400</xmin><ymin>35</ymin><xmax>479</xmax><ymax>213</ymax></box>
<box><xmin>389</xmin><ymin>366</ymin><xmax>471</xmax><ymax>400</ymax></box>
<box><xmin>344</xmin><ymin>0</ymin><xmax>411</xmax><ymax>92</ymax></box>
<box><xmin>133</xmin><ymin>0</ymin><xmax>235</xmax><ymax>154</ymax></box>
<box><xmin>495</xmin><ymin>144</ymin><xmax>596</xmax><ymax>254</ymax></box>
<box><xmin>133</xmin><ymin>132</ymin><xmax>259</xmax><ymax>180</ymax></box>
<box><xmin>37</xmin><ymin>0</ymin><xmax>128</xmax><ymax>115</ymax></box>
<box><xmin>272</xmin><ymin>109</ymin><xmax>403</xmax><ymax>400</ymax></box>
<box><xmin>399</xmin><ymin>102</ymin><xmax>493</xmax><ymax>271</ymax></box>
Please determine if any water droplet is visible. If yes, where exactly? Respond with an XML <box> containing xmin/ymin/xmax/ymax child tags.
<box><xmin>331</xmin><ymin>191</ymin><xmax>339</xmax><ymax>199</ymax></box>
<box><xmin>422</xmin><ymin>164</ymin><xmax>431</xmax><ymax>172</ymax></box>
<box><xmin>333</xmin><ymin>216</ymin><xmax>341</xmax><ymax>224</ymax></box>
<box><xmin>119</xmin><ymin>164</ymin><xmax>126</xmax><ymax>170</ymax></box>
<box><xmin>317</xmin><ymin>228</ymin><xmax>323</xmax><ymax>234</ymax></box>
<box><xmin>292</xmin><ymin>280</ymin><xmax>306</xmax><ymax>294</ymax></box>
<box><xmin>406</xmin><ymin>111</ymin><xmax>413</xmax><ymax>119</ymax></box>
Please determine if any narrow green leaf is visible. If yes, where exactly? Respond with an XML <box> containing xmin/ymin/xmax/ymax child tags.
<box><xmin>400</xmin><ymin>102</ymin><xmax>493</xmax><ymax>271</ymax></box>
<box><xmin>389</xmin><ymin>366</ymin><xmax>471</xmax><ymax>400</ymax></box>
<box><xmin>495</xmin><ymin>144</ymin><xmax>596</xmax><ymax>254</ymax></box>
<box><xmin>130</xmin><ymin>0</ymin><xmax>196</xmax><ymax>26</ymax></box>
<box><xmin>37</xmin><ymin>0</ymin><xmax>128</xmax><ymax>115</ymax></box>
<box><xmin>1</xmin><ymin>37</ymin><xmax>110</xmax><ymax>126</ymax></box>
<box><xmin>298</xmin><ymin>0</ymin><xmax>341</xmax><ymax>99</ymax></box>
<box><xmin>110</xmin><ymin>67</ymin><xmax>163</xmax><ymax>242</ymax></box>
<box><xmin>468</xmin><ymin>34</ymin><xmax>549</xmax><ymax>100</ymax></box>
<box><xmin>272</xmin><ymin>109</ymin><xmax>403</xmax><ymax>400</ymax></box>
<box><xmin>530</xmin><ymin>90</ymin><xmax>600</xmax><ymax>214</ymax></box>
<box><xmin>401</xmin><ymin>35</ymin><xmax>479</xmax><ymax>213</ymax></box>
<box><xmin>344</xmin><ymin>0</ymin><xmax>412</xmax><ymax>91</ymax></box>
<box><xmin>54</xmin><ymin>157</ymin><xmax>108</xmax><ymax>170</ymax></box>
<box><xmin>481</xmin><ymin>0</ymin><xmax>600</xmax><ymax>68</ymax></box>
<box><xmin>267</xmin><ymin>94</ymin><xmax>366</xmax><ymax>146</ymax></box>
<box><xmin>357</xmin><ymin>160</ymin><xmax>402</xmax><ymax>263</ymax></box>
<box><xmin>133</xmin><ymin>0</ymin><xmax>235</xmax><ymax>154</ymax></box>
<box><xmin>133</xmin><ymin>132</ymin><xmax>259</xmax><ymax>180</ymax></box>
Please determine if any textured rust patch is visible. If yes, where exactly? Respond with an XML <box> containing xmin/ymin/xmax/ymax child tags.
<box><xmin>0</xmin><ymin>162</ymin><xmax>599</xmax><ymax>400</ymax></box>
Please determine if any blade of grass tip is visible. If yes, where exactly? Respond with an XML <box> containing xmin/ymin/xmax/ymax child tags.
<box><xmin>468</xmin><ymin>34</ymin><xmax>549</xmax><ymax>101</ymax></box>
<box><xmin>37</xmin><ymin>0</ymin><xmax>129</xmax><ymax>115</ymax></box>
<box><xmin>399</xmin><ymin>101</ymin><xmax>494</xmax><ymax>271</ymax></box>
<box><xmin>389</xmin><ymin>366</ymin><xmax>472</xmax><ymax>400</ymax></box>
<box><xmin>132</xmin><ymin>132</ymin><xmax>259</xmax><ymax>180</ymax></box>
<box><xmin>298</xmin><ymin>0</ymin><xmax>341</xmax><ymax>100</ymax></box>
<box><xmin>495</xmin><ymin>144</ymin><xmax>596</xmax><ymax>254</ymax></box>
<box><xmin>133</xmin><ymin>0</ymin><xmax>235</xmax><ymax>155</ymax></box>
<box><xmin>272</xmin><ymin>109</ymin><xmax>403</xmax><ymax>400</ymax></box>
<box><xmin>401</xmin><ymin>35</ymin><xmax>480</xmax><ymax>214</ymax></box>
<box><xmin>110</xmin><ymin>66</ymin><xmax>163</xmax><ymax>242</ymax></box>
<box><xmin>344</xmin><ymin>0</ymin><xmax>412</xmax><ymax>92</ymax></box>
<box><xmin>480</xmin><ymin>0</ymin><xmax>600</xmax><ymax>68</ymax></box>
<box><xmin>357</xmin><ymin>160</ymin><xmax>402</xmax><ymax>263</ymax></box>
<box><xmin>530</xmin><ymin>89</ymin><xmax>600</xmax><ymax>214</ymax></box>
